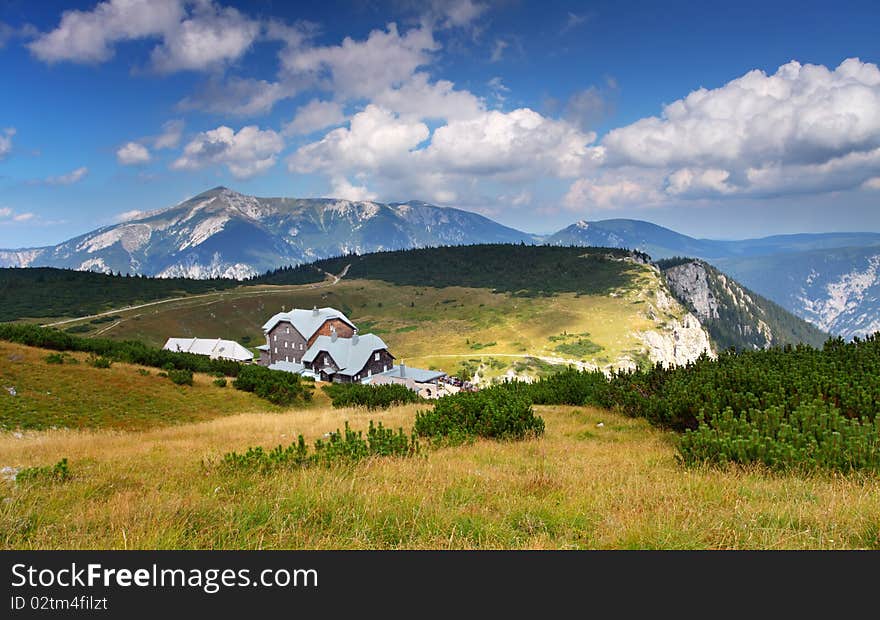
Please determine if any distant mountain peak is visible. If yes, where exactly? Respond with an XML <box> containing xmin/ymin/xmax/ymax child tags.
<box><xmin>0</xmin><ymin>188</ymin><xmax>531</xmax><ymax>279</ymax></box>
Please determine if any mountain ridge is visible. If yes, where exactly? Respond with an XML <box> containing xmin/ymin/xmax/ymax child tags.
<box><xmin>4</xmin><ymin>186</ymin><xmax>880</xmax><ymax>338</ymax></box>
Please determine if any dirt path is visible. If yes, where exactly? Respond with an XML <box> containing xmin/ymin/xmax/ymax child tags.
<box><xmin>403</xmin><ymin>352</ymin><xmax>599</xmax><ymax>371</ymax></box>
<box><xmin>43</xmin><ymin>264</ymin><xmax>352</xmax><ymax>328</ymax></box>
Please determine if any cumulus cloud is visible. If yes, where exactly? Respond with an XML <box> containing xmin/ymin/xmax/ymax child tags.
<box><xmin>45</xmin><ymin>167</ymin><xmax>89</xmax><ymax>185</ymax></box>
<box><xmin>562</xmin><ymin>57</ymin><xmax>880</xmax><ymax>210</ymax></box>
<box><xmin>172</xmin><ymin>125</ymin><xmax>283</xmax><ymax>178</ymax></box>
<box><xmin>116</xmin><ymin>142</ymin><xmax>151</xmax><ymax>165</ymax></box>
<box><xmin>150</xmin><ymin>3</ymin><xmax>260</xmax><ymax>73</ymax></box>
<box><xmin>291</xmin><ymin>105</ymin><xmax>429</xmax><ymax>175</ymax></box>
<box><xmin>28</xmin><ymin>0</ymin><xmax>258</xmax><ymax>72</ymax></box>
<box><xmin>283</xmin><ymin>99</ymin><xmax>346</xmax><ymax>136</ymax></box>
<box><xmin>563</xmin><ymin>174</ymin><xmax>664</xmax><ymax>210</ymax></box>
<box><xmin>178</xmin><ymin>76</ymin><xmax>293</xmax><ymax>117</ymax></box>
<box><xmin>290</xmin><ymin>104</ymin><xmax>596</xmax><ymax>204</ymax></box>
<box><xmin>422</xmin><ymin>108</ymin><xmax>596</xmax><ymax>178</ymax></box>
<box><xmin>0</xmin><ymin>128</ymin><xmax>14</xmax><ymax>160</ymax></box>
<box><xmin>154</xmin><ymin>119</ymin><xmax>184</xmax><ymax>149</ymax></box>
<box><xmin>280</xmin><ymin>23</ymin><xmax>438</xmax><ymax>101</ymax></box>
<box><xmin>330</xmin><ymin>176</ymin><xmax>378</xmax><ymax>202</ymax></box>
<box><xmin>864</xmin><ymin>177</ymin><xmax>880</xmax><ymax>190</ymax></box>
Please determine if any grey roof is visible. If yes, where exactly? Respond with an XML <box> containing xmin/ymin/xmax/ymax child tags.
<box><xmin>303</xmin><ymin>333</ymin><xmax>390</xmax><ymax>377</ymax></box>
<box><xmin>262</xmin><ymin>307</ymin><xmax>355</xmax><ymax>339</ymax></box>
<box><xmin>373</xmin><ymin>365</ymin><xmax>446</xmax><ymax>383</ymax></box>
<box><xmin>268</xmin><ymin>361</ymin><xmax>306</xmax><ymax>374</ymax></box>
<box><xmin>163</xmin><ymin>337</ymin><xmax>253</xmax><ymax>361</ymax></box>
<box><xmin>256</xmin><ymin>344</ymin><xmax>269</xmax><ymax>351</ymax></box>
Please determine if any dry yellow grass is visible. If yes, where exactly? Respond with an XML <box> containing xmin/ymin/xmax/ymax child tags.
<box><xmin>2</xmin><ymin>403</ymin><xmax>879</xmax><ymax>549</ymax></box>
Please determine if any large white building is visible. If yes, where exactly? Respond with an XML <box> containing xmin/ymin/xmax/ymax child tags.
<box><xmin>162</xmin><ymin>337</ymin><xmax>254</xmax><ymax>362</ymax></box>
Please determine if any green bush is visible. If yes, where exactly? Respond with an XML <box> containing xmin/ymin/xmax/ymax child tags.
<box><xmin>44</xmin><ymin>353</ymin><xmax>65</xmax><ymax>364</ymax></box>
<box><xmin>221</xmin><ymin>421</ymin><xmax>419</xmax><ymax>472</ymax></box>
<box><xmin>16</xmin><ymin>458</ymin><xmax>70</xmax><ymax>483</ymax></box>
<box><xmin>232</xmin><ymin>364</ymin><xmax>312</xmax><ymax>406</ymax></box>
<box><xmin>167</xmin><ymin>368</ymin><xmax>194</xmax><ymax>386</ymax></box>
<box><xmin>414</xmin><ymin>385</ymin><xmax>544</xmax><ymax>441</ymax></box>
<box><xmin>678</xmin><ymin>400</ymin><xmax>880</xmax><ymax>473</ymax></box>
<box><xmin>322</xmin><ymin>382</ymin><xmax>421</xmax><ymax>410</ymax></box>
<box><xmin>88</xmin><ymin>355</ymin><xmax>112</xmax><ymax>369</ymax></box>
<box><xmin>213</xmin><ymin>377</ymin><xmax>227</xmax><ymax>388</ymax></box>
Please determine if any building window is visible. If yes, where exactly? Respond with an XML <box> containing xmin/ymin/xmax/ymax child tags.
<box><xmin>374</xmin><ymin>352</ymin><xmax>380</xmax><ymax>361</ymax></box>
<box><xmin>284</xmin><ymin>341</ymin><xmax>288</xmax><ymax>348</ymax></box>
<box><xmin>286</xmin><ymin>327</ymin><xmax>290</xmax><ymax>334</ymax></box>
<box><xmin>274</xmin><ymin>347</ymin><xmax>278</xmax><ymax>354</ymax></box>
<box><xmin>273</xmin><ymin>335</ymin><xmax>277</xmax><ymax>342</ymax></box>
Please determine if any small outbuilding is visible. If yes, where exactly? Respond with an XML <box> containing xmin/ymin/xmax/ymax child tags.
<box><xmin>162</xmin><ymin>337</ymin><xmax>254</xmax><ymax>362</ymax></box>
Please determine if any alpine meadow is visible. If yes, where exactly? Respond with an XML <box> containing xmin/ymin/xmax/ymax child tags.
<box><xmin>3</xmin><ymin>0</ymin><xmax>880</xmax><ymax>559</ymax></box>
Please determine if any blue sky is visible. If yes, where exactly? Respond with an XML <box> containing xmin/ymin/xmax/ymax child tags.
<box><xmin>1</xmin><ymin>0</ymin><xmax>879</xmax><ymax>247</ymax></box>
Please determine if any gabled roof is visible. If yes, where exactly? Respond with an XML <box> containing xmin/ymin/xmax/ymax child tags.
<box><xmin>302</xmin><ymin>333</ymin><xmax>390</xmax><ymax>376</ymax></box>
<box><xmin>262</xmin><ymin>307</ymin><xmax>356</xmax><ymax>339</ymax></box>
<box><xmin>162</xmin><ymin>337</ymin><xmax>253</xmax><ymax>361</ymax></box>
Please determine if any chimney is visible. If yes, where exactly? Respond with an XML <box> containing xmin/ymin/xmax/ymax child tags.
<box><xmin>352</xmin><ymin>329</ymin><xmax>359</xmax><ymax>345</ymax></box>
<box><xmin>312</xmin><ymin>306</ymin><xmax>319</xmax><ymax>316</ymax></box>
<box><xmin>330</xmin><ymin>325</ymin><xmax>337</xmax><ymax>342</ymax></box>
<box><xmin>400</xmin><ymin>362</ymin><xmax>406</xmax><ymax>378</ymax></box>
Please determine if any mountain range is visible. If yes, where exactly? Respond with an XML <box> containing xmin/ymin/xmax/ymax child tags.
<box><xmin>2</xmin><ymin>186</ymin><xmax>879</xmax><ymax>339</ymax></box>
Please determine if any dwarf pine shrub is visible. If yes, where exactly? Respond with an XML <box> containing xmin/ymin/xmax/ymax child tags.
<box><xmin>322</xmin><ymin>383</ymin><xmax>422</xmax><ymax>410</ymax></box>
<box><xmin>221</xmin><ymin>421</ymin><xmax>419</xmax><ymax>472</ymax></box>
<box><xmin>678</xmin><ymin>399</ymin><xmax>880</xmax><ymax>473</ymax></box>
<box><xmin>16</xmin><ymin>458</ymin><xmax>70</xmax><ymax>483</ymax></box>
<box><xmin>414</xmin><ymin>385</ymin><xmax>544</xmax><ymax>441</ymax></box>
<box><xmin>167</xmin><ymin>368</ymin><xmax>194</xmax><ymax>386</ymax></box>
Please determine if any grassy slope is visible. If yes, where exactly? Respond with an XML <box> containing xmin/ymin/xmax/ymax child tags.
<box><xmin>2</xmin><ymin>403</ymin><xmax>879</xmax><ymax>549</ymax></box>
<box><xmin>63</xmin><ymin>265</ymin><xmax>677</xmax><ymax>381</ymax></box>
<box><xmin>0</xmin><ymin>341</ymin><xmax>291</xmax><ymax>430</ymax></box>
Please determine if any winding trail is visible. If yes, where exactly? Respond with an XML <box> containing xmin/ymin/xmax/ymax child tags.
<box><xmin>43</xmin><ymin>264</ymin><xmax>352</xmax><ymax>329</ymax></box>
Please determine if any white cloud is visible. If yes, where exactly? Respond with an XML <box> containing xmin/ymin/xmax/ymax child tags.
<box><xmin>432</xmin><ymin>0</ymin><xmax>487</xmax><ymax>28</ymax></box>
<box><xmin>0</xmin><ymin>207</ymin><xmax>36</xmax><ymax>223</ymax></box>
<box><xmin>421</xmin><ymin>108</ymin><xmax>596</xmax><ymax>178</ymax></box>
<box><xmin>45</xmin><ymin>167</ymin><xmax>89</xmax><ymax>185</ymax></box>
<box><xmin>28</xmin><ymin>0</ymin><xmax>183</xmax><ymax>64</ymax></box>
<box><xmin>290</xmin><ymin>105</ymin><xmax>429</xmax><ymax>175</ymax></box>
<box><xmin>559</xmin><ymin>57</ymin><xmax>880</xmax><ymax>211</ymax></box>
<box><xmin>280</xmin><ymin>23</ymin><xmax>438</xmax><ymax>102</ymax></box>
<box><xmin>0</xmin><ymin>127</ymin><xmax>14</xmax><ymax>159</ymax></box>
<box><xmin>864</xmin><ymin>177</ymin><xmax>880</xmax><ymax>190</ymax></box>
<box><xmin>116</xmin><ymin>142</ymin><xmax>151</xmax><ymax>165</ymax></box>
<box><xmin>172</xmin><ymin>125</ymin><xmax>283</xmax><ymax>178</ymax></box>
<box><xmin>563</xmin><ymin>174</ymin><xmax>664</xmax><ymax>210</ymax></box>
<box><xmin>372</xmin><ymin>72</ymin><xmax>484</xmax><ymax>121</ymax></box>
<box><xmin>283</xmin><ymin>99</ymin><xmax>346</xmax><ymax>136</ymax></box>
<box><xmin>154</xmin><ymin>119</ymin><xmax>184</xmax><ymax>149</ymax></box>
<box><xmin>28</xmin><ymin>0</ymin><xmax>258</xmax><ymax>72</ymax></box>
<box><xmin>150</xmin><ymin>3</ymin><xmax>260</xmax><ymax>73</ymax></box>
<box><xmin>178</xmin><ymin>76</ymin><xmax>293</xmax><ymax>116</ymax></box>
<box><xmin>329</xmin><ymin>176</ymin><xmax>378</xmax><ymax>202</ymax></box>
<box><xmin>290</xmin><ymin>105</ymin><xmax>596</xmax><ymax>208</ymax></box>
<box><xmin>596</xmin><ymin>58</ymin><xmax>880</xmax><ymax>197</ymax></box>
